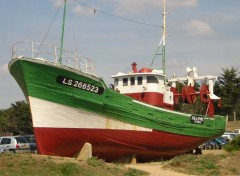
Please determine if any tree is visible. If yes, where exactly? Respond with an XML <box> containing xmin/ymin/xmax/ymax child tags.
<box><xmin>214</xmin><ymin>67</ymin><xmax>240</xmax><ymax>120</ymax></box>
<box><xmin>0</xmin><ymin>101</ymin><xmax>33</xmax><ymax>135</ymax></box>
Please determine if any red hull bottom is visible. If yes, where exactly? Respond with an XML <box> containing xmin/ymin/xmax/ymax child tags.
<box><xmin>34</xmin><ymin>128</ymin><xmax>206</xmax><ymax>161</ymax></box>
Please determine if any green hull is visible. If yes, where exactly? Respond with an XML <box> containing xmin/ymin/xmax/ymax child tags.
<box><xmin>9</xmin><ymin>57</ymin><xmax>226</xmax><ymax>138</ymax></box>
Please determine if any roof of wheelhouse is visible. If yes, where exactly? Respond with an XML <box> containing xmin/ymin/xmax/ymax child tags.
<box><xmin>111</xmin><ymin>62</ymin><xmax>165</xmax><ymax>78</ymax></box>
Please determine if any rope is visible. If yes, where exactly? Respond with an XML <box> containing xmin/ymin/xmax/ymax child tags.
<box><xmin>72</xmin><ymin>0</ymin><xmax>162</xmax><ymax>28</ymax></box>
<box><xmin>35</xmin><ymin>0</ymin><xmax>64</xmax><ymax>58</ymax></box>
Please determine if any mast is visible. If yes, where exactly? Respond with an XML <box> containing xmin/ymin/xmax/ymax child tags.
<box><xmin>59</xmin><ymin>0</ymin><xmax>67</xmax><ymax>64</ymax></box>
<box><xmin>162</xmin><ymin>0</ymin><xmax>166</xmax><ymax>76</ymax></box>
<box><xmin>150</xmin><ymin>0</ymin><xmax>167</xmax><ymax>79</ymax></box>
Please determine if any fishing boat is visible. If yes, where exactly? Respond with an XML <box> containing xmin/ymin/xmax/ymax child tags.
<box><xmin>8</xmin><ymin>0</ymin><xmax>225</xmax><ymax>161</ymax></box>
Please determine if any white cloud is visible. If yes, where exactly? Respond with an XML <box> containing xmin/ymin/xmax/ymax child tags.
<box><xmin>49</xmin><ymin>0</ymin><xmax>198</xmax><ymax>16</ymax></box>
<box><xmin>210</xmin><ymin>12</ymin><xmax>240</xmax><ymax>23</ymax></box>
<box><xmin>167</xmin><ymin>58</ymin><xmax>186</xmax><ymax>67</ymax></box>
<box><xmin>49</xmin><ymin>0</ymin><xmax>97</xmax><ymax>16</ymax></box>
<box><xmin>168</xmin><ymin>0</ymin><xmax>198</xmax><ymax>8</ymax></box>
<box><xmin>113</xmin><ymin>1</ymin><xmax>160</xmax><ymax>14</ymax></box>
<box><xmin>49</xmin><ymin>0</ymin><xmax>62</xmax><ymax>9</ymax></box>
<box><xmin>183</xmin><ymin>20</ymin><xmax>215</xmax><ymax>36</ymax></box>
<box><xmin>110</xmin><ymin>0</ymin><xmax>198</xmax><ymax>15</ymax></box>
<box><xmin>0</xmin><ymin>63</ymin><xmax>8</xmax><ymax>76</ymax></box>
<box><xmin>72</xmin><ymin>5</ymin><xmax>95</xmax><ymax>16</ymax></box>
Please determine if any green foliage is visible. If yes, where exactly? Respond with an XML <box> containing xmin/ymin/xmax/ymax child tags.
<box><xmin>0</xmin><ymin>100</ymin><xmax>33</xmax><ymax>135</ymax></box>
<box><xmin>165</xmin><ymin>154</ymin><xmax>221</xmax><ymax>176</ymax></box>
<box><xmin>87</xmin><ymin>157</ymin><xmax>105</xmax><ymax>167</ymax></box>
<box><xmin>214</xmin><ymin>67</ymin><xmax>240</xmax><ymax>119</ymax></box>
<box><xmin>124</xmin><ymin>168</ymin><xmax>148</xmax><ymax>176</ymax></box>
<box><xmin>224</xmin><ymin>135</ymin><xmax>240</xmax><ymax>152</ymax></box>
<box><xmin>59</xmin><ymin>162</ymin><xmax>82</xmax><ymax>176</ymax></box>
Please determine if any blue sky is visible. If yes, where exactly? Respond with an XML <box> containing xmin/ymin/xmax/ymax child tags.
<box><xmin>1</xmin><ymin>0</ymin><xmax>240</xmax><ymax>109</ymax></box>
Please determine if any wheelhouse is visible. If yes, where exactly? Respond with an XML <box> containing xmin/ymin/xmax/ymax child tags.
<box><xmin>111</xmin><ymin>63</ymin><xmax>175</xmax><ymax>109</ymax></box>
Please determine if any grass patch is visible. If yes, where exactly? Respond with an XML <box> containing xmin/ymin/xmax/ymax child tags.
<box><xmin>224</xmin><ymin>135</ymin><xmax>240</xmax><ymax>152</ymax></box>
<box><xmin>2</xmin><ymin>150</ymin><xmax>239</xmax><ymax>176</ymax></box>
<box><xmin>124</xmin><ymin>168</ymin><xmax>148</xmax><ymax>176</ymax></box>
<box><xmin>87</xmin><ymin>156</ymin><xmax>105</xmax><ymax>167</ymax></box>
<box><xmin>164</xmin><ymin>154</ymin><xmax>221</xmax><ymax>176</ymax></box>
<box><xmin>163</xmin><ymin>150</ymin><xmax>240</xmax><ymax>176</ymax></box>
<box><xmin>59</xmin><ymin>162</ymin><xmax>82</xmax><ymax>176</ymax></box>
<box><xmin>0</xmin><ymin>153</ymin><xmax>148</xmax><ymax>176</ymax></box>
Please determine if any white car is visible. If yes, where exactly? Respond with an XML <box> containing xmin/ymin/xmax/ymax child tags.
<box><xmin>0</xmin><ymin>136</ymin><xmax>31</xmax><ymax>153</ymax></box>
<box><xmin>221</xmin><ymin>134</ymin><xmax>234</xmax><ymax>142</ymax></box>
<box><xmin>224</xmin><ymin>132</ymin><xmax>237</xmax><ymax>138</ymax></box>
<box><xmin>234</xmin><ymin>129</ymin><xmax>240</xmax><ymax>135</ymax></box>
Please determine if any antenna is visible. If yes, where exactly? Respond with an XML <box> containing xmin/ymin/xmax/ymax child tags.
<box><xmin>150</xmin><ymin>0</ymin><xmax>167</xmax><ymax>78</ymax></box>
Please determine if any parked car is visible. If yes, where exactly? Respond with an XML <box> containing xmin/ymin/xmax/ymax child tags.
<box><xmin>0</xmin><ymin>136</ymin><xmax>31</xmax><ymax>153</ymax></box>
<box><xmin>212</xmin><ymin>138</ymin><xmax>224</xmax><ymax>149</ymax></box>
<box><xmin>224</xmin><ymin>132</ymin><xmax>237</xmax><ymax>138</ymax></box>
<box><xmin>234</xmin><ymin>129</ymin><xmax>240</xmax><ymax>135</ymax></box>
<box><xmin>216</xmin><ymin>137</ymin><xmax>228</xmax><ymax>145</ymax></box>
<box><xmin>221</xmin><ymin>134</ymin><xmax>234</xmax><ymax>142</ymax></box>
<box><xmin>22</xmin><ymin>135</ymin><xmax>37</xmax><ymax>152</ymax></box>
<box><xmin>202</xmin><ymin>140</ymin><xmax>218</xmax><ymax>150</ymax></box>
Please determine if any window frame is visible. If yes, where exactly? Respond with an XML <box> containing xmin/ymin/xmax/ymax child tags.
<box><xmin>123</xmin><ymin>78</ymin><xmax>128</xmax><ymax>86</ymax></box>
<box><xmin>147</xmin><ymin>76</ymin><xmax>159</xmax><ymax>84</ymax></box>
<box><xmin>137</xmin><ymin>77</ymin><xmax>143</xmax><ymax>85</ymax></box>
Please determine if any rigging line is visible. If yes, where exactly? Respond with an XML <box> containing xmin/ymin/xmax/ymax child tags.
<box><xmin>72</xmin><ymin>0</ymin><xmax>162</xmax><ymax>28</ymax></box>
<box><xmin>35</xmin><ymin>0</ymin><xmax>64</xmax><ymax>58</ymax></box>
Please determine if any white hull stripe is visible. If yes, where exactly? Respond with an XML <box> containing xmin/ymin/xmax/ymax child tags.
<box><xmin>29</xmin><ymin>96</ymin><xmax>152</xmax><ymax>131</ymax></box>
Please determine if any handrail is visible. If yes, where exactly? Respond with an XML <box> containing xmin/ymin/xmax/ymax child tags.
<box><xmin>11</xmin><ymin>41</ymin><xmax>95</xmax><ymax>75</ymax></box>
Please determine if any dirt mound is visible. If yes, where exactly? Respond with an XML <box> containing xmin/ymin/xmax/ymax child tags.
<box><xmin>226</xmin><ymin>120</ymin><xmax>240</xmax><ymax>131</ymax></box>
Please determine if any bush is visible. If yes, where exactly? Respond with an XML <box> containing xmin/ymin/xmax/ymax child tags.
<box><xmin>86</xmin><ymin>157</ymin><xmax>105</xmax><ymax>167</ymax></box>
<box><xmin>224</xmin><ymin>135</ymin><xmax>240</xmax><ymax>152</ymax></box>
<box><xmin>124</xmin><ymin>168</ymin><xmax>148</xmax><ymax>176</ymax></box>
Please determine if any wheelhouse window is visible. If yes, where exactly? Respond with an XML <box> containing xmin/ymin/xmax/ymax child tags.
<box><xmin>114</xmin><ymin>78</ymin><xmax>119</xmax><ymax>86</ymax></box>
<box><xmin>147</xmin><ymin>76</ymin><xmax>159</xmax><ymax>83</ymax></box>
<box><xmin>123</xmin><ymin>78</ymin><xmax>128</xmax><ymax>86</ymax></box>
<box><xmin>130</xmin><ymin>77</ymin><xmax>135</xmax><ymax>85</ymax></box>
<box><xmin>137</xmin><ymin>77</ymin><xmax>142</xmax><ymax>85</ymax></box>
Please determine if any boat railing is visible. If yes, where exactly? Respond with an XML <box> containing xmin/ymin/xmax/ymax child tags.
<box><xmin>11</xmin><ymin>41</ymin><xmax>95</xmax><ymax>75</ymax></box>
